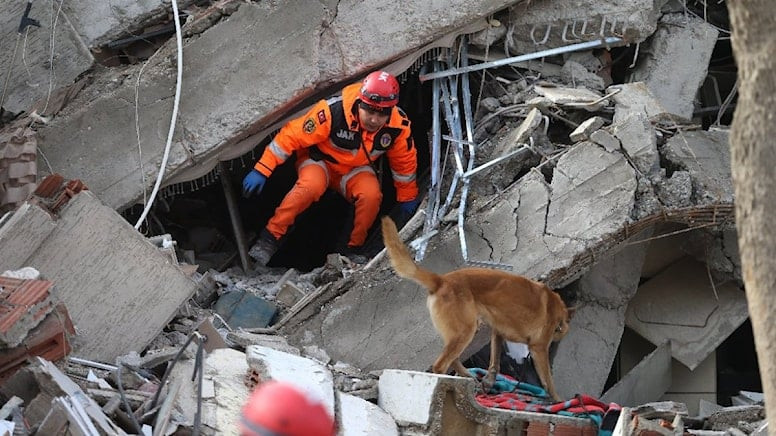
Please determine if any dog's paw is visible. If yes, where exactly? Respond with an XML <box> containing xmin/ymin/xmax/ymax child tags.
<box><xmin>480</xmin><ymin>374</ymin><xmax>497</xmax><ymax>394</ymax></box>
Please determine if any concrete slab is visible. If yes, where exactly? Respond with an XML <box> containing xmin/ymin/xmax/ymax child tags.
<box><xmin>378</xmin><ymin>369</ymin><xmax>597</xmax><ymax>435</ymax></box>
<box><xmin>169</xmin><ymin>347</ymin><xmax>250</xmax><ymax>435</ymax></box>
<box><xmin>553</xmin><ymin>227</ymin><xmax>652</xmax><ymax>399</ymax></box>
<box><xmin>0</xmin><ymin>203</ymin><xmax>56</xmax><ymax>272</ymax></box>
<box><xmin>629</xmin><ymin>13</ymin><xmax>719</xmax><ymax>119</ymax></box>
<box><xmin>505</xmin><ymin>0</ymin><xmax>662</xmax><ymax>53</ymax></box>
<box><xmin>338</xmin><ymin>391</ymin><xmax>399</xmax><ymax>436</ymax></box>
<box><xmin>547</xmin><ymin>142</ymin><xmax>637</xmax><ymax>240</ymax></box>
<box><xmin>36</xmin><ymin>0</ymin><xmax>525</xmax><ymax>211</ymax></box>
<box><xmin>245</xmin><ymin>345</ymin><xmax>335</xmax><ymax>419</ymax></box>
<box><xmin>601</xmin><ymin>342</ymin><xmax>672</xmax><ymax>407</ymax></box>
<box><xmin>0</xmin><ymin>190</ymin><xmax>196</xmax><ymax>361</ymax></box>
<box><xmin>625</xmin><ymin>257</ymin><xmax>749</xmax><ymax>370</ymax></box>
<box><xmin>662</xmin><ymin>128</ymin><xmax>733</xmax><ymax>205</ymax></box>
<box><xmin>61</xmin><ymin>0</ymin><xmax>167</xmax><ymax>48</ymax></box>
<box><xmin>0</xmin><ymin>2</ymin><xmax>93</xmax><ymax>114</ymax></box>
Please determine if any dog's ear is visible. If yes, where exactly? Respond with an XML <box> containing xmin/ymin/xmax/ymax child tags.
<box><xmin>566</xmin><ymin>306</ymin><xmax>577</xmax><ymax>319</ymax></box>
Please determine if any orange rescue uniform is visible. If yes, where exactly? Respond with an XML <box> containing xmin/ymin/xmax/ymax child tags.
<box><xmin>253</xmin><ymin>82</ymin><xmax>418</xmax><ymax>248</ymax></box>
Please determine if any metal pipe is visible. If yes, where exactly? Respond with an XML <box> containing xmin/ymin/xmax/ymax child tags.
<box><xmin>218</xmin><ymin>162</ymin><xmax>252</xmax><ymax>272</ymax></box>
<box><xmin>417</xmin><ymin>61</ymin><xmax>443</xmax><ymax>261</ymax></box>
<box><xmin>419</xmin><ymin>36</ymin><xmax>623</xmax><ymax>82</ymax></box>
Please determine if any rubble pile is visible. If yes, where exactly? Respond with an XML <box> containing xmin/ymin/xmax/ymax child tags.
<box><xmin>0</xmin><ymin>0</ymin><xmax>766</xmax><ymax>435</ymax></box>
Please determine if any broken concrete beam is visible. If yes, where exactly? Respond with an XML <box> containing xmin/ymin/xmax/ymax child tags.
<box><xmin>505</xmin><ymin>0</ymin><xmax>662</xmax><ymax>53</ymax></box>
<box><xmin>570</xmin><ymin>116</ymin><xmax>606</xmax><ymax>142</ymax></box>
<box><xmin>662</xmin><ymin>128</ymin><xmax>733</xmax><ymax>205</ymax></box>
<box><xmin>553</xmin><ymin>226</ymin><xmax>652</xmax><ymax>399</ymax></box>
<box><xmin>246</xmin><ymin>345</ymin><xmax>335</xmax><ymax>420</ymax></box>
<box><xmin>338</xmin><ymin>391</ymin><xmax>399</xmax><ymax>436</ymax></box>
<box><xmin>629</xmin><ymin>13</ymin><xmax>720</xmax><ymax>120</ymax></box>
<box><xmin>0</xmin><ymin>188</ymin><xmax>197</xmax><ymax>361</ymax></box>
<box><xmin>378</xmin><ymin>370</ymin><xmax>597</xmax><ymax>435</ymax></box>
<box><xmin>36</xmin><ymin>0</ymin><xmax>526</xmax><ymax>211</ymax></box>
<box><xmin>0</xmin><ymin>2</ymin><xmax>93</xmax><ymax>114</ymax></box>
<box><xmin>625</xmin><ymin>257</ymin><xmax>749</xmax><ymax>370</ymax></box>
<box><xmin>601</xmin><ymin>342</ymin><xmax>672</xmax><ymax>407</ymax></box>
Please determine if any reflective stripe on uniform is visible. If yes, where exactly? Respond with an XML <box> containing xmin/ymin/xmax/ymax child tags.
<box><xmin>391</xmin><ymin>169</ymin><xmax>416</xmax><ymax>183</ymax></box>
<box><xmin>268</xmin><ymin>140</ymin><xmax>291</xmax><ymax>161</ymax></box>
<box><xmin>339</xmin><ymin>165</ymin><xmax>376</xmax><ymax>195</ymax></box>
<box><xmin>299</xmin><ymin>158</ymin><xmax>330</xmax><ymax>187</ymax></box>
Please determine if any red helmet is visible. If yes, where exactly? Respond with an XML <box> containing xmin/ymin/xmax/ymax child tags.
<box><xmin>358</xmin><ymin>71</ymin><xmax>400</xmax><ymax>108</ymax></box>
<box><xmin>240</xmin><ymin>381</ymin><xmax>336</xmax><ymax>436</ymax></box>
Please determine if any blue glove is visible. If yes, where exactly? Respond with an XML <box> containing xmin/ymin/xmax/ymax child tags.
<box><xmin>242</xmin><ymin>169</ymin><xmax>267</xmax><ymax>197</ymax></box>
<box><xmin>399</xmin><ymin>198</ymin><xmax>420</xmax><ymax>216</ymax></box>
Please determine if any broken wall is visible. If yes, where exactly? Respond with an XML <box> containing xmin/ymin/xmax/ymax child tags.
<box><xmin>0</xmin><ymin>187</ymin><xmax>196</xmax><ymax>361</ymax></box>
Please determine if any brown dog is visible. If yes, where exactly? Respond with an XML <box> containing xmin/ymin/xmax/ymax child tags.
<box><xmin>380</xmin><ymin>216</ymin><xmax>574</xmax><ymax>401</ymax></box>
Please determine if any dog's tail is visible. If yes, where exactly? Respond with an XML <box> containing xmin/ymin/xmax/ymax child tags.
<box><xmin>381</xmin><ymin>216</ymin><xmax>442</xmax><ymax>294</ymax></box>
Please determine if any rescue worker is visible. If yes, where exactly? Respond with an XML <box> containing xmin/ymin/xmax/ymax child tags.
<box><xmin>242</xmin><ymin>70</ymin><xmax>420</xmax><ymax>266</ymax></box>
<box><xmin>239</xmin><ymin>380</ymin><xmax>336</xmax><ymax>436</ymax></box>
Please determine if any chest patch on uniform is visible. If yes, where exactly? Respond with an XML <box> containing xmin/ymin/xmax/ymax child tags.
<box><xmin>303</xmin><ymin>118</ymin><xmax>316</xmax><ymax>133</ymax></box>
<box><xmin>379</xmin><ymin>133</ymin><xmax>393</xmax><ymax>147</ymax></box>
<box><xmin>317</xmin><ymin>110</ymin><xmax>326</xmax><ymax>124</ymax></box>
<box><xmin>336</xmin><ymin>129</ymin><xmax>357</xmax><ymax>141</ymax></box>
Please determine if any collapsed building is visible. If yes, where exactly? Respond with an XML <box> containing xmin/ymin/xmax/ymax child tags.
<box><xmin>0</xmin><ymin>0</ymin><xmax>767</xmax><ymax>434</ymax></box>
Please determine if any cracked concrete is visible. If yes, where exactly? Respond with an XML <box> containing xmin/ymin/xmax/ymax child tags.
<box><xmin>33</xmin><ymin>0</ymin><xmax>526</xmax><ymax>211</ymax></box>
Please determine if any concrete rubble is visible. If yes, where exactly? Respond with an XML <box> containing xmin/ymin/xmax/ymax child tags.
<box><xmin>0</xmin><ymin>0</ymin><xmax>764</xmax><ymax>434</ymax></box>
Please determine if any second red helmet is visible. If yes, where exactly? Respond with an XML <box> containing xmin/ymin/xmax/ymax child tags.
<box><xmin>358</xmin><ymin>71</ymin><xmax>399</xmax><ymax>108</ymax></box>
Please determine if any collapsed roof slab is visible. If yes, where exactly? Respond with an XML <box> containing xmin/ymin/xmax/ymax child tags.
<box><xmin>0</xmin><ymin>190</ymin><xmax>196</xmax><ymax>361</ymax></box>
<box><xmin>625</xmin><ymin>257</ymin><xmax>749</xmax><ymax>370</ymax></box>
<box><xmin>0</xmin><ymin>2</ymin><xmax>93</xmax><ymax>114</ymax></box>
<box><xmin>35</xmin><ymin>0</ymin><xmax>525</xmax><ymax>211</ymax></box>
<box><xmin>505</xmin><ymin>0</ymin><xmax>664</xmax><ymax>53</ymax></box>
<box><xmin>629</xmin><ymin>13</ymin><xmax>720</xmax><ymax>120</ymax></box>
<box><xmin>552</xmin><ymin>226</ymin><xmax>652</xmax><ymax>399</ymax></box>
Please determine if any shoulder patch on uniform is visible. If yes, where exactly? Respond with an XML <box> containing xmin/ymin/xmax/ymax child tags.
<box><xmin>317</xmin><ymin>110</ymin><xmax>326</xmax><ymax>124</ymax></box>
<box><xmin>380</xmin><ymin>133</ymin><xmax>393</xmax><ymax>147</ymax></box>
<box><xmin>303</xmin><ymin>118</ymin><xmax>316</xmax><ymax>134</ymax></box>
<box><xmin>401</xmin><ymin>119</ymin><xmax>409</xmax><ymax>126</ymax></box>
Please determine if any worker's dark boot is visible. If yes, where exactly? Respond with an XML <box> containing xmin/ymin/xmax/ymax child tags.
<box><xmin>249</xmin><ymin>229</ymin><xmax>279</xmax><ymax>266</ymax></box>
